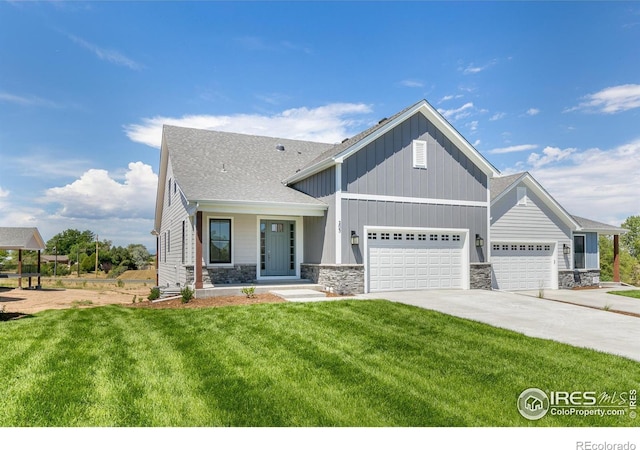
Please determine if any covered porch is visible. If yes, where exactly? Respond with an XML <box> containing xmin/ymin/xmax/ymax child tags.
<box><xmin>0</xmin><ymin>227</ymin><xmax>46</xmax><ymax>289</ymax></box>
<box><xmin>190</xmin><ymin>201</ymin><xmax>327</xmax><ymax>291</ymax></box>
<box><xmin>572</xmin><ymin>216</ymin><xmax>628</xmax><ymax>286</ymax></box>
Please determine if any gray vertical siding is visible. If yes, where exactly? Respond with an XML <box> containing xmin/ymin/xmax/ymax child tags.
<box><xmin>342</xmin><ymin>112</ymin><xmax>487</xmax><ymax>202</ymax></box>
<box><xmin>341</xmin><ymin>199</ymin><xmax>487</xmax><ymax>264</ymax></box>
<box><xmin>293</xmin><ymin>166</ymin><xmax>336</xmax><ymax>264</ymax></box>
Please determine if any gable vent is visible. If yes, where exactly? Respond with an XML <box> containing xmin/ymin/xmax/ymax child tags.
<box><xmin>276</xmin><ymin>144</ymin><xmax>285</xmax><ymax>152</ymax></box>
<box><xmin>412</xmin><ymin>139</ymin><xmax>427</xmax><ymax>169</ymax></box>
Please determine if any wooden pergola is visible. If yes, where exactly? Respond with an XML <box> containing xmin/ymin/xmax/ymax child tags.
<box><xmin>0</xmin><ymin>227</ymin><xmax>46</xmax><ymax>289</ymax></box>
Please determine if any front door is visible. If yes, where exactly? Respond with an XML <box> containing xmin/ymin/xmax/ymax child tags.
<box><xmin>260</xmin><ymin>220</ymin><xmax>296</xmax><ymax>276</ymax></box>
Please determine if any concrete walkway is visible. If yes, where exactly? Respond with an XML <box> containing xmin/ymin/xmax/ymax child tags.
<box><xmin>356</xmin><ymin>289</ymin><xmax>640</xmax><ymax>362</ymax></box>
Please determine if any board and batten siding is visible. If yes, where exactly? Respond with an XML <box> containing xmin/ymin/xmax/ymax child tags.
<box><xmin>342</xmin><ymin>112</ymin><xmax>487</xmax><ymax>202</ymax></box>
<box><xmin>293</xmin><ymin>166</ymin><xmax>336</xmax><ymax>264</ymax></box>
<box><xmin>491</xmin><ymin>182</ymin><xmax>572</xmax><ymax>271</ymax></box>
<box><xmin>341</xmin><ymin>199</ymin><xmax>487</xmax><ymax>265</ymax></box>
<box><xmin>158</xmin><ymin>157</ymin><xmax>192</xmax><ymax>287</ymax></box>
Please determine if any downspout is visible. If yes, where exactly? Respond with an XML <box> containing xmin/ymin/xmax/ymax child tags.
<box><xmin>195</xmin><ymin>211</ymin><xmax>203</xmax><ymax>289</ymax></box>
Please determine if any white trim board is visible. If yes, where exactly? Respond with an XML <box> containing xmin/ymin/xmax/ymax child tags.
<box><xmin>342</xmin><ymin>192</ymin><xmax>488</xmax><ymax>208</ymax></box>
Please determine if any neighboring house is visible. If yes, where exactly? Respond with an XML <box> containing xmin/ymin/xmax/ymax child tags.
<box><xmin>153</xmin><ymin>99</ymin><xmax>499</xmax><ymax>295</ymax></box>
<box><xmin>490</xmin><ymin>172</ymin><xmax>626</xmax><ymax>290</ymax></box>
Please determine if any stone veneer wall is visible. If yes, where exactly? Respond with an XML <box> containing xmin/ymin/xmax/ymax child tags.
<box><xmin>559</xmin><ymin>270</ymin><xmax>601</xmax><ymax>289</ymax></box>
<box><xmin>301</xmin><ymin>264</ymin><xmax>364</xmax><ymax>295</ymax></box>
<box><xmin>185</xmin><ymin>264</ymin><xmax>257</xmax><ymax>285</ymax></box>
<box><xmin>470</xmin><ymin>263</ymin><xmax>492</xmax><ymax>290</ymax></box>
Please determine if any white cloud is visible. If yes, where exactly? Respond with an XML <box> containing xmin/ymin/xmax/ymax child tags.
<box><xmin>518</xmin><ymin>140</ymin><xmax>640</xmax><ymax>225</ymax></box>
<box><xmin>488</xmin><ymin>144</ymin><xmax>538</xmax><ymax>155</ymax></box>
<box><xmin>399</xmin><ymin>79</ymin><xmax>424</xmax><ymax>88</ymax></box>
<box><xmin>526</xmin><ymin>108</ymin><xmax>540</xmax><ymax>116</ymax></box>
<box><xmin>438</xmin><ymin>102</ymin><xmax>474</xmax><ymax>121</ymax></box>
<box><xmin>43</xmin><ymin>162</ymin><xmax>157</xmax><ymax>220</ymax></box>
<box><xmin>568</xmin><ymin>84</ymin><xmax>640</xmax><ymax>114</ymax></box>
<box><xmin>9</xmin><ymin>153</ymin><xmax>91</xmax><ymax>179</ymax></box>
<box><xmin>0</xmin><ymin>91</ymin><xmax>63</xmax><ymax>108</ymax></box>
<box><xmin>0</xmin><ymin>187</ymin><xmax>9</xmax><ymax>198</ymax></box>
<box><xmin>124</xmin><ymin>103</ymin><xmax>374</xmax><ymax>148</ymax></box>
<box><xmin>527</xmin><ymin>146</ymin><xmax>576</xmax><ymax>168</ymax></box>
<box><xmin>65</xmin><ymin>32</ymin><xmax>143</xmax><ymax>70</ymax></box>
<box><xmin>467</xmin><ymin>120</ymin><xmax>479</xmax><ymax>132</ymax></box>
<box><xmin>489</xmin><ymin>112</ymin><xmax>506</xmax><ymax>121</ymax></box>
<box><xmin>461</xmin><ymin>60</ymin><xmax>497</xmax><ymax>75</ymax></box>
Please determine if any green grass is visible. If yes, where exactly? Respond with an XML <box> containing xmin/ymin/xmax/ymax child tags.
<box><xmin>608</xmin><ymin>290</ymin><xmax>640</xmax><ymax>299</ymax></box>
<box><xmin>0</xmin><ymin>300</ymin><xmax>637</xmax><ymax>427</ymax></box>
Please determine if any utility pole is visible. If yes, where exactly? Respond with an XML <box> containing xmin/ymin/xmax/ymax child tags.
<box><xmin>95</xmin><ymin>234</ymin><xmax>99</xmax><ymax>276</ymax></box>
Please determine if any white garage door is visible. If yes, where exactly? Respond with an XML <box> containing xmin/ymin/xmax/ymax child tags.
<box><xmin>492</xmin><ymin>243</ymin><xmax>556</xmax><ymax>290</ymax></box>
<box><xmin>367</xmin><ymin>230</ymin><xmax>467</xmax><ymax>292</ymax></box>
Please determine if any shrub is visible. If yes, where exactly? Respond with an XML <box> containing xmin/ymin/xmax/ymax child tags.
<box><xmin>116</xmin><ymin>279</ymin><xmax>125</xmax><ymax>288</ymax></box>
<box><xmin>241</xmin><ymin>285</ymin><xmax>256</xmax><ymax>298</ymax></box>
<box><xmin>107</xmin><ymin>265</ymin><xmax>128</xmax><ymax>279</ymax></box>
<box><xmin>180</xmin><ymin>286</ymin><xmax>194</xmax><ymax>304</ymax></box>
<box><xmin>148</xmin><ymin>287</ymin><xmax>160</xmax><ymax>301</ymax></box>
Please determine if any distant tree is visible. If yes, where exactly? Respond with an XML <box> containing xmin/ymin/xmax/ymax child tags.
<box><xmin>621</xmin><ymin>216</ymin><xmax>640</xmax><ymax>259</ymax></box>
<box><xmin>128</xmin><ymin>244</ymin><xmax>151</xmax><ymax>269</ymax></box>
<box><xmin>45</xmin><ymin>229</ymin><xmax>94</xmax><ymax>256</ymax></box>
<box><xmin>599</xmin><ymin>235</ymin><xmax>640</xmax><ymax>286</ymax></box>
<box><xmin>80</xmin><ymin>254</ymin><xmax>96</xmax><ymax>274</ymax></box>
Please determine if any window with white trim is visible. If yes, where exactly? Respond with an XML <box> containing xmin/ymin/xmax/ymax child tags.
<box><xmin>412</xmin><ymin>140</ymin><xmax>427</xmax><ymax>169</ymax></box>
<box><xmin>209</xmin><ymin>219</ymin><xmax>231</xmax><ymax>264</ymax></box>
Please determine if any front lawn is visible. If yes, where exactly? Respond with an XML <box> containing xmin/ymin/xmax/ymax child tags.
<box><xmin>0</xmin><ymin>300</ymin><xmax>636</xmax><ymax>426</ymax></box>
<box><xmin>608</xmin><ymin>290</ymin><xmax>640</xmax><ymax>299</ymax></box>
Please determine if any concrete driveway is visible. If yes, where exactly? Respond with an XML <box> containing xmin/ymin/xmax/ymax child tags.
<box><xmin>357</xmin><ymin>289</ymin><xmax>640</xmax><ymax>362</ymax></box>
<box><xmin>516</xmin><ymin>287</ymin><xmax>640</xmax><ymax>316</ymax></box>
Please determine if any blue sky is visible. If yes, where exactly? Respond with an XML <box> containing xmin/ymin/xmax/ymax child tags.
<box><xmin>1</xmin><ymin>1</ymin><xmax>639</xmax><ymax>249</ymax></box>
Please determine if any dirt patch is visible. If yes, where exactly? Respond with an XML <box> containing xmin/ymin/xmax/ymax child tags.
<box><xmin>0</xmin><ymin>286</ymin><xmax>287</xmax><ymax>315</ymax></box>
<box><xmin>0</xmin><ymin>286</ymin><xmax>150</xmax><ymax>314</ymax></box>
<box><xmin>128</xmin><ymin>293</ymin><xmax>286</xmax><ymax>309</ymax></box>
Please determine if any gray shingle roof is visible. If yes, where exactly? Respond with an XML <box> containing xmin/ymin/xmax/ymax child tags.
<box><xmin>163</xmin><ymin>125</ymin><xmax>334</xmax><ymax>205</ymax></box>
<box><xmin>0</xmin><ymin>227</ymin><xmax>45</xmax><ymax>250</ymax></box>
<box><xmin>490</xmin><ymin>172</ymin><xmax>526</xmax><ymax>202</ymax></box>
<box><xmin>572</xmin><ymin>216</ymin><xmax>627</xmax><ymax>234</ymax></box>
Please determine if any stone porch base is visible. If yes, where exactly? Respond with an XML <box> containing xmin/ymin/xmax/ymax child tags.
<box><xmin>559</xmin><ymin>269</ymin><xmax>601</xmax><ymax>289</ymax></box>
<box><xmin>301</xmin><ymin>264</ymin><xmax>364</xmax><ymax>295</ymax></box>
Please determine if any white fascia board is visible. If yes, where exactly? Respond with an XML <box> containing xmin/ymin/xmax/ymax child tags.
<box><xmin>192</xmin><ymin>199</ymin><xmax>327</xmax><ymax>217</ymax></box>
<box><xmin>335</xmin><ymin>101</ymin><xmax>500</xmax><ymax>177</ymax></box>
<box><xmin>153</xmin><ymin>136</ymin><xmax>170</xmax><ymax>232</ymax></box>
<box><xmin>283</xmin><ymin>159</ymin><xmax>335</xmax><ymax>186</ymax></box>
<box><xmin>342</xmin><ymin>192</ymin><xmax>488</xmax><ymax>207</ymax></box>
<box><xmin>577</xmin><ymin>227</ymin><xmax>628</xmax><ymax>235</ymax></box>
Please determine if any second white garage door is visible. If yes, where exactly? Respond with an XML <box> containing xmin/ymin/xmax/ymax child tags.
<box><xmin>367</xmin><ymin>229</ymin><xmax>468</xmax><ymax>292</ymax></box>
<box><xmin>491</xmin><ymin>242</ymin><xmax>556</xmax><ymax>290</ymax></box>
